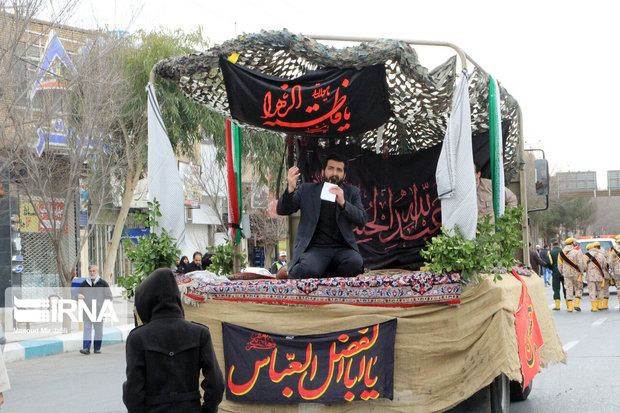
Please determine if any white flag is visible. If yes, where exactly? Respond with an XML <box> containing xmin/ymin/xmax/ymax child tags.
<box><xmin>435</xmin><ymin>70</ymin><xmax>477</xmax><ymax>240</ymax></box>
<box><xmin>147</xmin><ymin>83</ymin><xmax>185</xmax><ymax>250</ymax></box>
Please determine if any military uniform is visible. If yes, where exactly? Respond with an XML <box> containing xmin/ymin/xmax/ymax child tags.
<box><xmin>573</xmin><ymin>269</ymin><xmax>584</xmax><ymax>311</ymax></box>
<box><xmin>584</xmin><ymin>244</ymin><xmax>607</xmax><ymax>312</ymax></box>
<box><xmin>476</xmin><ymin>177</ymin><xmax>518</xmax><ymax>218</ymax></box>
<box><xmin>597</xmin><ymin>244</ymin><xmax>612</xmax><ymax>310</ymax></box>
<box><xmin>610</xmin><ymin>236</ymin><xmax>620</xmax><ymax>309</ymax></box>
<box><xmin>547</xmin><ymin>239</ymin><xmax>566</xmax><ymax>310</ymax></box>
<box><xmin>558</xmin><ymin>238</ymin><xmax>585</xmax><ymax>312</ymax></box>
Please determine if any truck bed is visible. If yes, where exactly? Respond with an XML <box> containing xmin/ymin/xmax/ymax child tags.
<box><xmin>181</xmin><ymin>271</ymin><xmax>565</xmax><ymax>412</ymax></box>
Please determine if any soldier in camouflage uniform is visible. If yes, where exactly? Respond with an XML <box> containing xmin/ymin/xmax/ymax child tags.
<box><xmin>584</xmin><ymin>242</ymin><xmax>608</xmax><ymax>311</ymax></box>
<box><xmin>596</xmin><ymin>242</ymin><xmax>612</xmax><ymax>310</ymax></box>
<box><xmin>610</xmin><ymin>235</ymin><xmax>620</xmax><ymax>310</ymax></box>
<box><xmin>558</xmin><ymin>237</ymin><xmax>584</xmax><ymax>312</ymax></box>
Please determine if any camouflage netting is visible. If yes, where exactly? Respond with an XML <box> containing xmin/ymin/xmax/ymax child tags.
<box><xmin>154</xmin><ymin>29</ymin><xmax>522</xmax><ymax>179</ymax></box>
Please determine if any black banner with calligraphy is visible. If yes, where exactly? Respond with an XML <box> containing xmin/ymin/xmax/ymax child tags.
<box><xmin>222</xmin><ymin>319</ymin><xmax>396</xmax><ymax>404</ymax></box>
<box><xmin>220</xmin><ymin>57</ymin><xmax>391</xmax><ymax>138</ymax></box>
<box><xmin>297</xmin><ymin>128</ymin><xmax>509</xmax><ymax>269</ymax></box>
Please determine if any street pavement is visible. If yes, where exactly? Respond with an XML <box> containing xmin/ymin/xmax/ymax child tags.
<box><xmin>4</xmin><ymin>342</ymin><xmax>127</xmax><ymax>413</ymax></box>
<box><xmin>512</xmin><ymin>284</ymin><xmax>620</xmax><ymax>412</ymax></box>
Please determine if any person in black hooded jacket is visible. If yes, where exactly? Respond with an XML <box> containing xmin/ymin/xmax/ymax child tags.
<box><xmin>122</xmin><ymin>268</ymin><xmax>224</xmax><ymax>413</ymax></box>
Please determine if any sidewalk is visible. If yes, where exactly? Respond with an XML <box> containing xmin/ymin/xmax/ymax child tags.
<box><xmin>2</xmin><ymin>287</ymin><xmax>136</xmax><ymax>363</ymax></box>
<box><xmin>3</xmin><ymin>322</ymin><xmax>135</xmax><ymax>363</ymax></box>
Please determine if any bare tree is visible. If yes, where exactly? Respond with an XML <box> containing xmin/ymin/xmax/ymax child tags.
<box><xmin>189</xmin><ymin>138</ymin><xmax>287</xmax><ymax>266</ymax></box>
<box><xmin>193</xmin><ymin>138</ymin><xmax>228</xmax><ymax>236</ymax></box>
<box><xmin>249</xmin><ymin>206</ymin><xmax>287</xmax><ymax>267</ymax></box>
<box><xmin>1</xmin><ymin>5</ymin><xmax>128</xmax><ymax>287</ymax></box>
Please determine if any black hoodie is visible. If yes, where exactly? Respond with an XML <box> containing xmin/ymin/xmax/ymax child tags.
<box><xmin>123</xmin><ymin>268</ymin><xmax>224</xmax><ymax>413</ymax></box>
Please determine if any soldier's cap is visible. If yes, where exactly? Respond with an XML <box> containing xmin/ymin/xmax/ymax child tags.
<box><xmin>593</xmin><ymin>241</ymin><xmax>600</xmax><ymax>248</ymax></box>
<box><xmin>586</xmin><ymin>243</ymin><xmax>594</xmax><ymax>250</ymax></box>
<box><xmin>564</xmin><ymin>237</ymin><xmax>575</xmax><ymax>245</ymax></box>
<box><xmin>550</xmin><ymin>237</ymin><xmax>558</xmax><ymax>244</ymax></box>
<box><xmin>616</xmin><ymin>234</ymin><xmax>620</xmax><ymax>241</ymax></box>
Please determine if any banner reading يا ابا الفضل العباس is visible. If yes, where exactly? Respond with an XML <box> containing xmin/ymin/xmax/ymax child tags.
<box><xmin>222</xmin><ymin>319</ymin><xmax>396</xmax><ymax>403</ymax></box>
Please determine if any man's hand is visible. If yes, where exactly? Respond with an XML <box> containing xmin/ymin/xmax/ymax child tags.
<box><xmin>287</xmin><ymin>166</ymin><xmax>300</xmax><ymax>193</ymax></box>
<box><xmin>329</xmin><ymin>186</ymin><xmax>345</xmax><ymax>207</ymax></box>
<box><xmin>77</xmin><ymin>293</ymin><xmax>85</xmax><ymax>300</ymax></box>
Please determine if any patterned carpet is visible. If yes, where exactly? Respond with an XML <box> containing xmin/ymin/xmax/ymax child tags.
<box><xmin>176</xmin><ymin>270</ymin><xmax>461</xmax><ymax>307</ymax></box>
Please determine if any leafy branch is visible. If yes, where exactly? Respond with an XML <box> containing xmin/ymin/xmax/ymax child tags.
<box><xmin>421</xmin><ymin>206</ymin><xmax>525</xmax><ymax>282</ymax></box>
<box><xmin>207</xmin><ymin>241</ymin><xmax>247</xmax><ymax>276</ymax></box>
<box><xmin>117</xmin><ymin>199</ymin><xmax>181</xmax><ymax>297</ymax></box>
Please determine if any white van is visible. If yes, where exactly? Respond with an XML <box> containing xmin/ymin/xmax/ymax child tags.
<box><xmin>576</xmin><ymin>236</ymin><xmax>617</xmax><ymax>254</ymax></box>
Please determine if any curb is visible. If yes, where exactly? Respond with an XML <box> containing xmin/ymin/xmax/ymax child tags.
<box><xmin>3</xmin><ymin>323</ymin><xmax>135</xmax><ymax>363</ymax></box>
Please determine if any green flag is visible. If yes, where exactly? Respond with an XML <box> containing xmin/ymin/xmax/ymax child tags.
<box><xmin>488</xmin><ymin>76</ymin><xmax>505</xmax><ymax>221</ymax></box>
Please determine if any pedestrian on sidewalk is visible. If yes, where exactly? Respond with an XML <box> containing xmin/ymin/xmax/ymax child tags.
<box><xmin>539</xmin><ymin>244</ymin><xmax>552</xmax><ymax>286</ymax></box>
<box><xmin>529</xmin><ymin>243</ymin><xmax>549</xmax><ymax>277</ymax></box>
<box><xmin>77</xmin><ymin>265</ymin><xmax>113</xmax><ymax>355</ymax></box>
<box><xmin>123</xmin><ymin>268</ymin><xmax>224</xmax><ymax>412</ymax></box>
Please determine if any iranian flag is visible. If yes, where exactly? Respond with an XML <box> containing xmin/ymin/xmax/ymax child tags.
<box><xmin>225</xmin><ymin>119</ymin><xmax>243</xmax><ymax>245</ymax></box>
<box><xmin>488</xmin><ymin>76</ymin><xmax>505</xmax><ymax>220</ymax></box>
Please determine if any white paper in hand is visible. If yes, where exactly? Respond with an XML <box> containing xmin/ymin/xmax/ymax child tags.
<box><xmin>320</xmin><ymin>182</ymin><xmax>337</xmax><ymax>202</ymax></box>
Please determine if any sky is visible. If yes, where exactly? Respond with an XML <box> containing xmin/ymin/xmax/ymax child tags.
<box><xmin>66</xmin><ymin>0</ymin><xmax>619</xmax><ymax>189</ymax></box>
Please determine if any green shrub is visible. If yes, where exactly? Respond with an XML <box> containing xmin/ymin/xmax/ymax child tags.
<box><xmin>117</xmin><ymin>200</ymin><xmax>181</xmax><ymax>297</ymax></box>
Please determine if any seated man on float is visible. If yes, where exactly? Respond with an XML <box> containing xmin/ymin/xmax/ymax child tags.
<box><xmin>276</xmin><ymin>153</ymin><xmax>368</xmax><ymax>279</ymax></box>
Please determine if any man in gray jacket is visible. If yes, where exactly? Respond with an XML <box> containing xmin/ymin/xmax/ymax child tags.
<box><xmin>277</xmin><ymin>153</ymin><xmax>368</xmax><ymax>279</ymax></box>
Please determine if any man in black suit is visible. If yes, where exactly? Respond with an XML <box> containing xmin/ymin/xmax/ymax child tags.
<box><xmin>277</xmin><ymin>153</ymin><xmax>368</xmax><ymax>279</ymax></box>
<box><xmin>184</xmin><ymin>251</ymin><xmax>204</xmax><ymax>273</ymax></box>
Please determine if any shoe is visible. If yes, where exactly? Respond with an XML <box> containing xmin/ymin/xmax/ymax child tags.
<box><xmin>575</xmin><ymin>297</ymin><xmax>581</xmax><ymax>311</ymax></box>
<box><xmin>79</xmin><ymin>349</ymin><xmax>90</xmax><ymax>355</ymax></box>
<box><xmin>94</xmin><ymin>349</ymin><xmax>101</xmax><ymax>354</ymax></box>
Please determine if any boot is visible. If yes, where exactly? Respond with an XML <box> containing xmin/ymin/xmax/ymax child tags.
<box><xmin>574</xmin><ymin>297</ymin><xmax>581</xmax><ymax>311</ymax></box>
<box><xmin>553</xmin><ymin>299</ymin><xmax>560</xmax><ymax>310</ymax></box>
<box><xmin>602</xmin><ymin>298</ymin><xmax>609</xmax><ymax>310</ymax></box>
<box><xmin>591</xmin><ymin>301</ymin><xmax>598</xmax><ymax>312</ymax></box>
<box><xmin>567</xmin><ymin>300</ymin><xmax>573</xmax><ymax>312</ymax></box>
<box><xmin>597</xmin><ymin>298</ymin><xmax>603</xmax><ymax>310</ymax></box>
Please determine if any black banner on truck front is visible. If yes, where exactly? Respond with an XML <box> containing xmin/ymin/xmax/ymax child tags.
<box><xmin>222</xmin><ymin>319</ymin><xmax>396</xmax><ymax>403</ymax></box>
<box><xmin>220</xmin><ymin>56</ymin><xmax>391</xmax><ymax>138</ymax></box>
